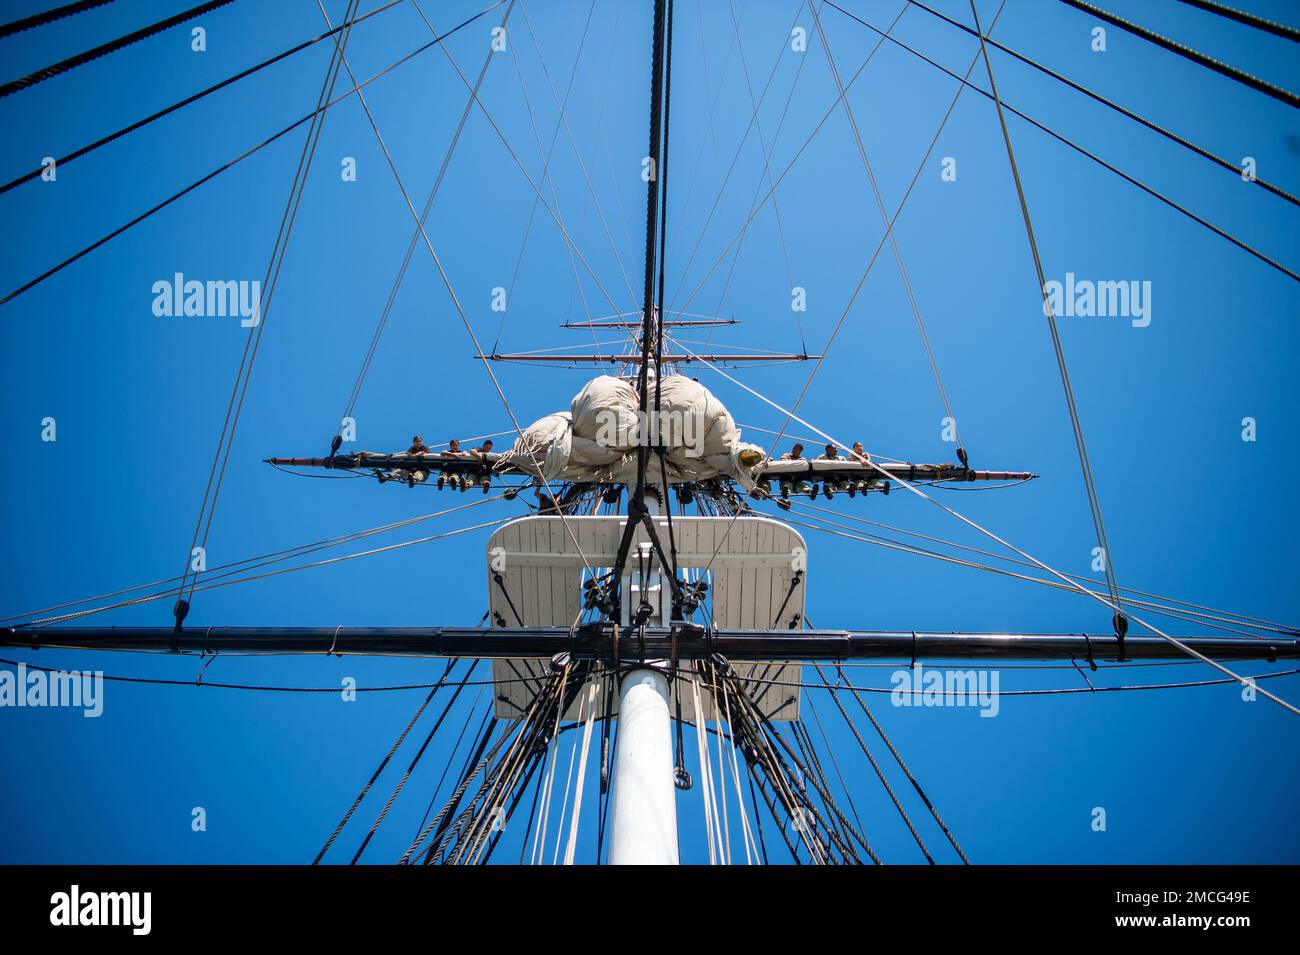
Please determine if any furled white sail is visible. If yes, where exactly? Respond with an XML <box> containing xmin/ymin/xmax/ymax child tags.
<box><xmin>497</xmin><ymin>375</ymin><xmax>765</xmax><ymax>485</ymax></box>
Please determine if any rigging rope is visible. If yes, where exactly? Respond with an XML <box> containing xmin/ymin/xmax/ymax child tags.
<box><xmin>330</xmin><ymin>0</ymin><xmax>599</xmax><ymax>578</ymax></box>
<box><xmin>781</xmin><ymin>499</ymin><xmax>1296</xmax><ymax>638</ymax></box>
<box><xmin>684</xmin><ymin>1</ymin><xmax>1013</xmax><ymax>580</ymax></box>
<box><xmin>706</xmin><ymin>367</ymin><xmax>1300</xmax><ymax>715</ymax></box>
<box><xmin>313</xmin><ymin>658</ymin><xmax>457</xmax><ymax>864</ymax></box>
<box><xmin>1175</xmin><ymin>0</ymin><xmax>1300</xmax><ymax>42</ymax></box>
<box><xmin>807</xmin><ymin>0</ymin><xmax>966</xmax><ymax>458</ymax></box>
<box><xmin>0</xmin><ymin>0</ymin><xmax>405</xmax><ymax>195</ymax></box>
<box><xmin>0</xmin><ymin>0</ymin><xmax>236</xmax><ymax>99</ymax></box>
<box><xmin>820</xmin><ymin>662</ymin><xmax>969</xmax><ymax>863</ymax></box>
<box><xmin>1056</xmin><ymin>0</ymin><xmax>1300</xmax><ymax>108</ymax></box>
<box><xmin>814</xmin><ymin>669</ymin><xmax>934</xmax><ymax>862</ymax></box>
<box><xmin>967</xmin><ymin>0</ymin><xmax>1125</xmax><ymax>645</ymax></box>
<box><xmin>878</xmin><ymin>0</ymin><xmax>1300</xmax><ymax>209</ymax></box>
<box><xmin>806</xmin><ymin>4</ymin><xmax>1300</xmax><ymax>284</ymax></box>
<box><xmin>179</xmin><ymin>0</ymin><xmax>361</xmax><ymax>626</ymax></box>
<box><xmin>0</xmin><ymin>1</ymin><xmax>507</xmax><ymax>307</ymax></box>
<box><xmin>0</xmin><ymin>0</ymin><xmax>115</xmax><ymax>41</ymax></box>
<box><xmin>517</xmin><ymin>0</ymin><xmax>642</xmax><ymax>318</ymax></box>
<box><xmin>1</xmin><ymin>494</ymin><xmax>508</xmax><ymax>625</ymax></box>
<box><xmin>349</xmin><ymin>658</ymin><xmax>481</xmax><ymax>863</ymax></box>
<box><xmin>338</xmin><ymin>2</ymin><xmax>509</xmax><ymax>433</ymax></box>
<box><xmin>23</xmin><ymin>518</ymin><xmax>510</xmax><ymax>628</ymax></box>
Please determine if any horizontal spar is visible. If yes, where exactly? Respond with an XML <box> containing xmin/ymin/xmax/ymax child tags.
<box><xmin>264</xmin><ymin>452</ymin><xmax>1035</xmax><ymax>483</ymax></box>
<box><xmin>2</xmin><ymin>626</ymin><xmax>1294</xmax><ymax>661</ymax></box>
<box><xmin>481</xmin><ymin>353</ymin><xmax>819</xmax><ymax>362</ymax></box>
<box><xmin>559</xmin><ymin>319</ymin><xmax>739</xmax><ymax>328</ymax></box>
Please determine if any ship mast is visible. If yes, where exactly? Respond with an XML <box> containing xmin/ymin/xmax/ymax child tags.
<box><xmin>604</xmin><ymin>0</ymin><xmax>679</xmax><ymax>865</ymax></box>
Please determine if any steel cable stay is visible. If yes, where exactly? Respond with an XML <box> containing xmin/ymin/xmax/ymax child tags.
<box><xmin>1056</xmin><ymin>0</ymin><xmax>1300</xmax><ymax>108</ymax></box>
<box><xmin>185</xmin><ymin>0</ymin><xmax>364</xmax><ymax>637</ymax></box>
<box><xmin>0</xmin><ymin>0</ymin><xmax>509</xmax><ymax>307</ymax></box>
<box><xmin>349</xmin><ymin>658</ymin><xmax>482</xmax><ymax>863</ymax></box>
<box><xmin>0</xmin><ymin>656</ymin><xmax>552</xmax><ymax>693</ymax></box>
<box><xmin>494</xmin><ymin>1</ymin><xmax>605</xmax><ymax>355</ymax></box>
<box><xmin>663</xmin><ymin>0</ymin><xmax>989</xmax><ymax>573</ymax></box>
<box><xmin>0</xmin><ymin>494</ymin><xmax>511</xmax><ymax>626</ymax></box>
<box><xmin>504</xmin><ymin>0</ymin><xmax>616</xmax><ymax>358</ymax></box>
<box><xmin>409</xmin><ymin>0</ymin><xmax>636</xmax><ymax>331</ymax></box>
<box><xmin>667</xmin><ymin>0</ymin><xmax>1015</xmax><ymax>583</ymax></box>
<box><xmin>319</xmin><ymin>0</ymin><xmax>600</xmax><ymax>578</ymax></box>
<box><xmin>807</xmin><ymin>0</ymin><xmax>968</xmax><ymax>460</ymax></box>
<box><xmin>1</xmin><ymin>654</ymin><xmax>1294</xmax><ymax>701</ymax></box>
<box><xmin>824</xmin><ymin>1</ymin><xmax>1300</xmax><ymax>284</ymax></box>
<box><xmin>705</xmin><ymin>0</ymin><xmax>819</xmax><ymax>356</ymax></box>
<box><xmin>723</xmin><ymin>666</ymin><xmax>1300</xmax><ymax>695</ymax></box>
<box><xmin>589</xmin><ymin>1</ymin><xmax>639</xmax><ymax>277</ymax></box>
<box><xmin>1174</xmin><ymin>0</ymin><xmax>1300</xmax><ymax>42</ymax></box>
<box><xmin>314</xmin><ymin>657</ymin><xmax>459</xmax><ymax>864</ymax></box>
<box><xmin>404</xmin><ymin>684</ymin><xmax>490</xmax><ymax>855</ymax></box>
<box><xmin>20</xmin><ymin>517</ymin><xmax>514</xmax><ymax>629</ymax></box>
<box><xmin>517</xmin><ymin>0</ymin><xmax>644</xmax><ymax>321</ymax></box>
<box><xmin>666</xmin><ymin>0</ymin><xmax>849</xmax><ymax>322</ymax></box>
<box><xmin>781</xmin><ymin>515</ymin><xmax>1287</xmax><ymax>640</ymax></box>
<box><xmin>859</xmin><ymin>0</ymin><xmax>1300</xmax><ymax>209</ymax></box>
<box><xmin>713</xmin><ymin>0</ymin><xmax>803</xmax><ymax>346</ymax></box>
<box><xmin>669</xmin><ymin>0</ymin><xmax>748</xmax><ymax>317</ymax></box>
<box><xmin>338</xmin><ymin>1</ymin><xmax>512</xmax><ymax>437</ymax></box>
<box><xmin>0</xmin><ymin>0</ymin><xmax>237</xmax><ymax>99</ymax></box>
<box><xmin>665</xmin><ymin>0</ymin><xmax>954</xmax><ymax>321</ymax></box>
<box><xmin>968</xmin><ymin>0</ymin><xmax>1124</xmax><ymax>645</ymax></box>
<box><xmin>782</xmin><ymin>503</ymin><xmax>1288</xmax><ymax>643</ymax></box>
<box><xmin>688</xmin><ymin>353</ymin><xmax>1300</xmax><ymax>716</ymax></box>
<box><xmin>779</xmin><ymin>500</ymin><xmax>1297</xmax><ymax>638</ymax></box>
<box><xmin>804</xmin><ymin>648</ymin><xmax>968</xmax><ymax>864</ymax></box>
<box><xmin>0</xmin><ymin>0</ymin><xmax>116</xmax><ymax>40</ymax></box>
<box><xmin>0</xmin><ymin>0</ymin><xmax>407</xmax><ymax>196</ymax></box>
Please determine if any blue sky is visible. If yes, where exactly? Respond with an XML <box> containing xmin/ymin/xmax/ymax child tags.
<box><xmin>1</xmin><ymin>0</ymin><xmax>1297</xmax><ymax>864</ymax></box>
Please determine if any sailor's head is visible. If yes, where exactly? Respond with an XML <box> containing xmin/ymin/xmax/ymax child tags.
<box><xmin>449</xmin><ymin>439</ymin><xmax>461</xmax><ymax>452</ymax></box>
<box><xmin>791</xmin><ymin>443</ymin><xmax>804</xmax><ymax>457</ymax></box>
<box><xmin>853</xmin><ymin>441</ymin><xmax>864</xmax><ymax>454</ymax></box>
<box><xmin>481</xmin><ymin>440</ymin><xmax>493</xmax><ymax>451</ymax></box>
<box><xmin>825</xmin><ymin>443</ymin><xmax>837</xmax><ymax>457</ymax></box>
<box><xmin>412</xmin><ymin>434</ymin><xmax>423</xmax><ymax>445</ymax></box>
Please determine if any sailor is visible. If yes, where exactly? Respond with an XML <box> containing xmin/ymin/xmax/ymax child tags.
<box><xmin>439</xmin><ymin>438</ymin><xmax>467</xmax><ymax>490</ymax></box>
<box><xmin>470</xmin><ymin>439</ymin><xmax>494</xmax><ymax>492</ymax></box>
<box><xmin>817</xmin><ymin>443</ymin><xmax>846</xmax><ymax>499</ymax></box>
<box><xmin>382</xmin><ymin>434</ymin><xmax>432</xmax><ymax>487</ymax></box>
<box><xmin>532</xmin><ymin>477</ymin><xmax>559</xmax><ymax>514</ymax></box>
<box><xmin>777</xmin><ymin>443</ymin><xmax>810</xmax><ymax>500</ymax></box>
<box><xmin>849</xmin><ymin>441</ymin><xmax>873</xmax><ymax>495</ymax></box>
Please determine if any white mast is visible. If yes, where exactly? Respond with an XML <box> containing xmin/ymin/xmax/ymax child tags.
<box><xmin>607</xmin><ymin>665</ymin><xmax>678</xmax><ymax>865</ymax></box>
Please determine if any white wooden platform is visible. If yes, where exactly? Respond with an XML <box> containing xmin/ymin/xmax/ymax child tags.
<box><xmin>485</xmin><ymin>515</ymin><xmax>807</xmax><ymax>721</ymax></box>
